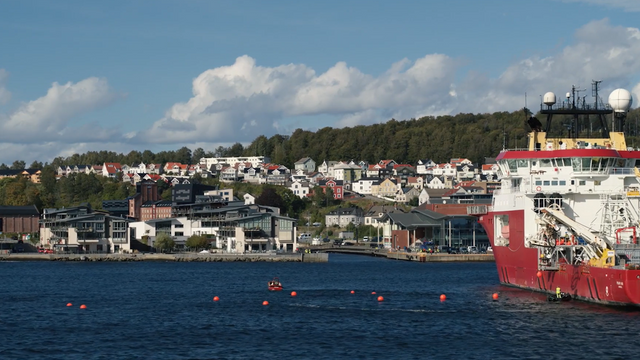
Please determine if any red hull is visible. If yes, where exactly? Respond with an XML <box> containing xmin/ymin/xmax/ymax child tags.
<box><xmin>268</xmin><ymin>286</ymin><xmax>283</xmax><ymax>291</ymax></box>
<box><xmin>479</xmin><ymin>209</ymin><xmax>640</xmax><ymax>306</ymax></box>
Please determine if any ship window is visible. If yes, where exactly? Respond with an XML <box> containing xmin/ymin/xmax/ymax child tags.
<box><xmin>571</xmin><ymin>180</ymin><xmax>575</xmax><ymax>185</ymax></box>
<box><xmin>595</xmin><ymin>180</ymin><xmax>601</xmax><ymax>186</ymax></box>
<box><xmin>552</xmin><ymin>181</ymin><xmax>558</xmax><ymax>186</ymax></box>
<box><xmin>616</xmin><ymin>159</ymin><xmax>626</xmax><ymax>168</ymax></box>
<box><xmin>535</xmin><ymin>180</ymin><xmax>542</xmax><ymax>186</ymax></box>
<box><xmin>591</xmin><ymin>158</ymin><xmax>603</xmax><ymax>172</ymax></box>
<box><xmin>541</xmin><ymin>159</ymin><xmax>552</xmax><ymax>167</ymax></box>
<box><xmin>531</xmin><ymin>161</ymin><xmax>537</xmax><ymax>166</ymax></box>
<box><xmin>579</xmin><ymin>180</ymin><xmax>586</xmax><ymax>185</ymax></box>
<box><xmin>582</xmin><ymin>158</ymin><xmax>591</xmax><ymax>171</ymax></box>
<box><xmin>494</xmin><ymin>215</ymin><xmax>509</xmax><ymax>247</ymax></box>
<box><xmin>562</xmin><ymin>158</ymin><xmax>572</xmax><ymax>166</ymax></box>
<box><xmin>559</xmin><ymin>180</ymin><xmax>566</xmax><ymax>185</ymax></box>
<box><xmin>572</xmin><ymin>158</ymin><xmax>581</xmax><ymax>172</ymax></box>
<box><xmin>517</xmin><ymin>160</ymin><xmax>528</xmax><ymax>168</ymax></box>
<box><xmin>506</xmin><ymin>160</ymin><xmax>517</xmax><ymax>172</ymax></box>
<box><xmin>543</xmin><ymin>180</ymin><xmax>550</xmax><ymax>186</ymax></box>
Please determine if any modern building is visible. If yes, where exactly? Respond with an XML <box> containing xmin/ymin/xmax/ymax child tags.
<box><xmin>130</xmin><ymin>199</ymin><xmax>298</xmax><ymax>252</ymax></box>
<box><xmin>40</xmin><ymin>204</ymin><xmax>132</xmax><ymax>253</ymax></box>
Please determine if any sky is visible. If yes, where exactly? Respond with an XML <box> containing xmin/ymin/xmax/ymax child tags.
<box><xmin>1</xmin><ymin>0</ymin><xmax>640</xmax><ymax>165</ymax></box>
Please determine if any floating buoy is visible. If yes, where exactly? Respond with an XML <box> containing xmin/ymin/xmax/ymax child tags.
<box><xmin>377</xmin><ymin>296</ymin><xmax>384</xmax><ymax>302</ymax></box>
<box><xmin>537</xmin><ymin>271</ymin><xmax>542</xmax><ymax>278</ymax></box>
<box><xmin>213</xmin><ymin>296</ymin><xmax>219</xmax><ymax>302</ymax></box>
<box><xmin>371</xmin><ymin>291</ymin><xmax>377</xmax><ymax>295</ymax></box>
<box><xmin>492</xmin><ymin>293</ymin><xmax>499</xmax><ymax>300</ymax></box>
<box><xmin>440</xmin><ymin>294</ymin><xmax>446</xmax><ymax>301</ymax></box>
<box><xmin>66</xmin><ymin>303</ymin><xmax>72</xmax><ymax>307</ymax></box>
<box><xmin>79</xmin><ymin>304</ymin><xmax>87</xmax><ymax>309</ymax></box>
<box><xmin>350</xmin><ymin>290</ymin><xmax>355</xmax><ymax>294</ymax></box>
<box><xmin>291</xmin><ymin>291</ymin><xmax>297</xmax><ymax>297</ymax></box>
<box><xmin>262</xmin><ymin>301</ymin><xmax>269</xmax><ymax>306</ymax></box>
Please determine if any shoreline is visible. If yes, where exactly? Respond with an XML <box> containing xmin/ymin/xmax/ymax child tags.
<box><xmin>0</xmin><ymin>253</ymin><xmax>329</xmax><ymax>263</ymax></box>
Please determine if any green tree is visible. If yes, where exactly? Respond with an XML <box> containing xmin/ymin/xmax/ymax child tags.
<box><xmin>29</xmin><ymin>161</ymin><xmax>43</xmax><ymax>169</ymax></box>
<box><xmin>154</xmin><ymin>233</ymin><xmax>175</xmax><ymax>253</ymax></box>
<box><xmin>11</xmin><ymin>160</ymin><xmax>26</xmax><ymax>170</ymax></box>
<box><xmin>0</xmin><ymin>163</ymin><xmax>8</xmax><ymax>170</ymax></box>
<box><xmin>186</xmin><ymin>235</ymin><xmax>209</xmax><ymax>250</ymax></box>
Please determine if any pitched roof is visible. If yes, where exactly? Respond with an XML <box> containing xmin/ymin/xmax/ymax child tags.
<box><xmin>0</xmin><ymin>205</ymin><xmax>39</xmax><ymax>216</ymax></box>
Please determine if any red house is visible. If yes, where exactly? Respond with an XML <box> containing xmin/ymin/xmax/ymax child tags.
<box><xmin>316</xmin><ymin>179</ymin><xmax>344</xmax><ymax>199</ymax></box>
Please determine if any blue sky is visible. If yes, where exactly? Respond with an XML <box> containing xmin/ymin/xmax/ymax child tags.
<box><xmin>1</xmin><ymin>0</ymin><xmax>640</xmax><ymax>164</ymax></box>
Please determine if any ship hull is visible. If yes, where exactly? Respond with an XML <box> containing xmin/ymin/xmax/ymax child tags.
<box><xmin>479</xmin><ymin>209</ymin><xmax>640</xmax><ymax>306</ymax></box>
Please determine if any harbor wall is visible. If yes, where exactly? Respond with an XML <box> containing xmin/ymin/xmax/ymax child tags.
<box><xmin>0</xmin><ymin>253</ymin><xmax>328</xmax><ymax>263</ymax></box>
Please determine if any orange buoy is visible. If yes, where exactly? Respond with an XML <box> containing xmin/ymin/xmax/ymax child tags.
<box><xmin>291</xmin><ymin>291</ymin><xmax>297</xmax><ymax>297</ymax></box>
<box><xmin>79</xmin><ymin>304</ymin><xmax>87</xmax><ymax>309</ymax></box>
<box><xmin>536</xmin><ymin>271</ymin><xmax>542</xmax><ymax>278</ymax></box>
<box><xmin>371</xmin><ymin>291</ymin><xmax>377</xmax><ymax>295</ymax></box>
<box><xmin>492</xmin><ymin>293</ymin><xmax>499</xmax><ymax>300</ymax></box>
<box><xmin>66</xmin><ymin>303</ymin><xmax>73</xmax><ymax>307</ymax></box>
<box><xmin>377</xmin><ymin>296</ymin><xmax>384</xmax><ymax>302</ymax></box>
<box><xmin>262</xmin><ymin>300</ymin><xmax>269</xmax><ymax>306</ymax></box>
<box><xmin>350</xmin><ymin>290</ymin><xmax>355</xmax><ymax>294</ymax></box>
<box><xmin>213</xmin><ymin>296</ymin><xmax>220</xmax><ymax>302</ymax></box>
<box><xmin>440</xmin><ymin>294</ymin><xmax>446</xmax><ymax>301</ymax></box>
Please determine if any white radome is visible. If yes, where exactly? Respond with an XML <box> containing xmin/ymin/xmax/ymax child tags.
<box><xmin>608</xmin><ymin>88</ymin><xmax>633</xmax><ymax>113</ymax></box>
<box><xmin>543</xmin><ymin>92</ymin><xmax>556</xmax><ymax>106</ymax></box>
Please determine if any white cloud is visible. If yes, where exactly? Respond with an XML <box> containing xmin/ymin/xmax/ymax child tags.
<box><xmin>136</xmin><ymin>19</ymin><xmax>640</xmax><ymax>145</ymax></box>
<box><xmin>559</xmin><ymin>0</ymin><xmax>640</xmax><ymax>12</ymax></box>
<box><xmin>134</xmin><ymin>54</ymin><xmax>458</xmax><ymax>144</ymax></box>
<box><xmin>0</xmin><ymin>69</ymin><xmax>11</xmax><ymax>105</ymax></box>
<box><xmin>0</xmin><ymin>77</ymin><xmax>118</xmax><ymax>142</ymax></box>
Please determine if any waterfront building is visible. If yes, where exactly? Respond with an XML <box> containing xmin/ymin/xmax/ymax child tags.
<box><xmin>130</xmin><ymin>199</ymin><xmax>298</xmax><ymax>252</ymax></box>
<box><xmin>39</xmin><ymin>204</ymin><xmax>131</xmax><ymax>253</ymax></box>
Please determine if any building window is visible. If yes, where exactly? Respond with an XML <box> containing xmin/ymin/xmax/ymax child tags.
<box><xmin>175</xmin><ymin>232</ymin><xmax>184</xmax><ymax>236</ymax></box>
<box><xmin>174</xmin><ymin>224</ymin><xmax>184</xmax><ymax>228</ymax></box>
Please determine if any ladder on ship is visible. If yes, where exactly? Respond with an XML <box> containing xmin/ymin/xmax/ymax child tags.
<box><xmin>599</xmin><ymin>193</ymin><xmax>639</xmax><ymax>241</ymax></box>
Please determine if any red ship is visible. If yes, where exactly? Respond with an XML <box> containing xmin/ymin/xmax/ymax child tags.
<box><xmin>476</xmin><ymin>82</ymin><xmax>640</xmax><ymax>305</ymax></box>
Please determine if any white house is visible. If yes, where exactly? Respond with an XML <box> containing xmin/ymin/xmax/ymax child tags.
<box><xmin>352</xmin><ymin>177</ymin><xmax>380</xmax><ymax>195</ymax></box>
<box><xmin>244</xmin><ymin>194</ymin><xmax>255</xmax><ymax>205</ymax></box>
<box><xmin>416</xmin><ymin>159</ymin><xmax>437</xmax><ymax>175</ymax></box>
<box><xmin>289</xmin><ymin>180</ymin><xmax>311</xmax><ymax>199</ymax></box>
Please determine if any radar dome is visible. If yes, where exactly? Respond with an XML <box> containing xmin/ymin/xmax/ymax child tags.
<box><xmin>543</xmin><ymin>92</ymin><xmax>556</xmax><ymax>106</ymax></box>
<box><xmin>608</xmin><ymin>88</ymin><xmax>633</xmax><ymax>113</ymax></box>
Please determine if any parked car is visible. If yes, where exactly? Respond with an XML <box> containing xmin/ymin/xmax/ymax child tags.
<box><xmin>467</xmin><ymin>246</ymin><xmax>478</xmax><ymax>254</ymax></box>
<box><xmin>460</xmin><ymin>247</ymin><xmax>469</xmax><ymax>254</ymax></box>
<box><xmin>446</xmin><ymin>247</ymin><xmax>459</xmax><ymax>254</ymax></box>
<box><xmin>486</xmin><ymin>246</ymin><xmax>493</xmax><ymax>253</ymax></box>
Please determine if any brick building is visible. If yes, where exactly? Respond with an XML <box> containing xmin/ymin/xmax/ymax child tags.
<box><xmin>0</xmin><ymin>205</ymin><xmax>40</xmax><ymax>233</ymax></box>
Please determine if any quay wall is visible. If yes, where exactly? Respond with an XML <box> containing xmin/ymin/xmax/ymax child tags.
<box><xmin>0</xmin><ymin>253</ymin><xmax>329</xmax><ymax>263</ymax></box>
<box><xmin>386</xmin><ymin>252</ymin><xmax>494</xmax><ymax>262</ymax></box>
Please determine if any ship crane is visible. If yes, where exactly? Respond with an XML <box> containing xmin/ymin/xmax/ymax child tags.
<box><xmin>539</xmin><ymin>206</ymin><xmax>611</xmax><ymax>254</ymax></box>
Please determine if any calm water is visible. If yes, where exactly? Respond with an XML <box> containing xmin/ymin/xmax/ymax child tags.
<box><xmin>1</xmin><ymin>255</ymin><xmax>638</xmax><ymax>360</ymax></box>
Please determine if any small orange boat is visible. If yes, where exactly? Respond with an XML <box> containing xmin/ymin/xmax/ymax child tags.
<box><xmin>268</xmin><ymin>277</ymin><xmax>283</xmax><ymax>291</ymax></box>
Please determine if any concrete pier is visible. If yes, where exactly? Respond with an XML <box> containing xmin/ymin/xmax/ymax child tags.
<box><xmin>0</xmin><ymin>252</ymin><xmax>329</xmax><ymax>263</ymax></box>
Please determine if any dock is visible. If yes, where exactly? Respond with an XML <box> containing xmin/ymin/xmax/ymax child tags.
<box><xmin>304</xmin><ymin>245</ymin><xmax>495</xmax><ymax>262</ymax></box>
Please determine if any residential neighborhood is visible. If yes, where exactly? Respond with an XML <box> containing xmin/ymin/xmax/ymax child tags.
<box><xmin>0</xmin><ymin>155</ymin><xmax>499</xmax><ymax>254</ymax></box>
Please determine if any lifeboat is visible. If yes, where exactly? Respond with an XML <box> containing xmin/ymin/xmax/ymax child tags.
<box><xmin>268</xmin><ymin>277</ymin><xmax>283</xmax><ymax>291</ymax></box>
